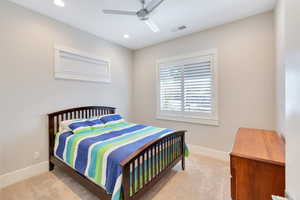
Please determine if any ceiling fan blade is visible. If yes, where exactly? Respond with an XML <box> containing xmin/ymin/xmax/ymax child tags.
<box><xmin>145</xmin><ymin>0</ymin><xmax>165</xmax><ymax>13</ymax></box>
<box><xmin>144</xmin><ymin>19</ymin><xmax>160</xmax><ymax>32</ymax></box>
<box><xmin>102</xmin><ymin>10</ymin><xmax>137</xmax><ymax>16</ymax></box>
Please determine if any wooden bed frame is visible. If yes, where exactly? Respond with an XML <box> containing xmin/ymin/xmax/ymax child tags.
<box><xmin>48</xmin><ymin>106</ymin><xmax>186</xmax><ymax>200</ymax></box>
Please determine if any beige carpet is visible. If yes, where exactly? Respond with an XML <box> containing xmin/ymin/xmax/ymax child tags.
<box><xmin>1</xmin><ymin>153</ymin><xmax>230</xmax><ymax>200</ymax></box>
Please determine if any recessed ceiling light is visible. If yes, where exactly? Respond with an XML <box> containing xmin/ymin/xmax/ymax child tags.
<box><xmin>54</xmin><ymin>0</ymin><xmax>65</xmax><ymax>7</ymax></box>
<box><xmin>123</xmin><ymin>34</ymin><xmax>130</xmax><ymax>39</ymax></box>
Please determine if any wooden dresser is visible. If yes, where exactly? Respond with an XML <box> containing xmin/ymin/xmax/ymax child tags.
<box><xmin>230</xmin><ymin>128</ymin><xmax>285</xmax><ymax>200</ymax></box>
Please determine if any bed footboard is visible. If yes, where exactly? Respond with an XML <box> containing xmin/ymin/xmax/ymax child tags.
<box><xmin>120</xmin><ymin>131</ymin><xmax>186</xmax><ymax>200</ymax></box>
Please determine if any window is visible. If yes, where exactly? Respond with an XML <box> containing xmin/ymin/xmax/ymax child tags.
<box><xmin>156</xmin><ymin>50</ymin><xmax>218</xmax><ymax>125</ymax></box>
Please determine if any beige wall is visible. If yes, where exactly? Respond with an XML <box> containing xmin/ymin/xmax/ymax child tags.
<box><xmin>275</xmin><ymin>0</ymin><xmax>286</xmax><ymax>136</ymax></box>
<box><xmin>275</xmin><ymin>1</ymin><xmax>300</xmax><ymax>198</ymax></box>
<box><xmin>283</xmin><ymin>0</ymin><xmax>300</xmax><ymax>199</ymax></box>
<box><xmin>0</xmin><ymin>1</ymin><xmax>132</xmax><ymax>175</ymax></box>
<box><xmin>132</xmin><ymin>12</ymin><xmax>276</xmax><ymax>152</ymax></box>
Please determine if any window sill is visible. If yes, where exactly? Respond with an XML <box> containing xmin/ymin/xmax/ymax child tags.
<box><xmin>156</xmin><ymin>115</ymin><xmax>219</xmax><ymax>126</ymax></box>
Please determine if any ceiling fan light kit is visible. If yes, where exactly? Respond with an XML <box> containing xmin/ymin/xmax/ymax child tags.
<box><xmin>102</xmin><ymin>0</ymin><xmax>165</xmax><ymax>33</ymax></box>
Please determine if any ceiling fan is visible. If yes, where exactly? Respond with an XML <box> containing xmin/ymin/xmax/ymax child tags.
<box><xmin>102</xmin><ymin>0</ymin><xmax>165</xmax><ymax>33</ymax></box>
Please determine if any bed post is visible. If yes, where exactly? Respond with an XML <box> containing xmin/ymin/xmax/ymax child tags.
<box><xmin>122</xmin><ymin>164</ymin><xmax>131</xmax><ymax>200</ymax></box>
<box><xmin>181</xmin><ymin>133</ymin><xmax>185</xmax><ymax>171</ymax></box>
<box><xmin>48</xmin><ymin>115</ymin><xmax>55</xmax><ymax>171</ymax></box>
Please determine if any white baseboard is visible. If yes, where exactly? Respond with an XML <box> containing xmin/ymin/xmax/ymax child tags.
<box><xmin>0</xmin><ymin>161</ymin><xmax>49</xmax><ymax>189</ymax></box>
<box><xmin>188</xmin><ymin>144</ymin><xmax>230</xmax><ymax>162</ymax></box>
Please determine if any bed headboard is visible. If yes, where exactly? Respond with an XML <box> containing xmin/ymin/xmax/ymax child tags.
<box><xmin>48</xmin><ymin>106</ymin><xmax>116</xmax><ymax>159</ymax></box>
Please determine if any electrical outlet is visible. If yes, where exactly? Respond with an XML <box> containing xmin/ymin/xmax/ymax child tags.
<box><xmin>33</xmin><ymin>152</ymin><xmax>40</xmax><ymax>160</ymax></box>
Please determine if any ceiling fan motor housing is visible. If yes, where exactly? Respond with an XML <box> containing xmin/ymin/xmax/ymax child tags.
<box><xmin>137</xmin><ymin>9</ymin><xmax>149</xmax><ymax>20</ymax></box>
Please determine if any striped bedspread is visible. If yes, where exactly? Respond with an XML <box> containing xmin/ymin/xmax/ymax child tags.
<box><xmin>54</xmin><ymin>120</ymin><xmax>185</xmax><ymax>200</ymax></box>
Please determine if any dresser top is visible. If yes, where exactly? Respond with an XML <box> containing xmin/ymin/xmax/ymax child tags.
<box><xmin>231</xmin><ymin>128</ymin><xmax>285</xmax><ymax>166</ymax></box>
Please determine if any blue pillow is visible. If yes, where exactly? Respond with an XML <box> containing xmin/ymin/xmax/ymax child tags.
<box><xmin>68</xmin><ymin>121</ymin><xmax>92</xmax><ymax>134</ymax></box>
<box><xmin>100</xmin><ymin>114</ymin><xmax>124</xmax><ymax>124</ymax></box>
<box><xmin>87</xmin><ymin>119</ymin><xmax>105</xmax><ymax>130</ymax></box>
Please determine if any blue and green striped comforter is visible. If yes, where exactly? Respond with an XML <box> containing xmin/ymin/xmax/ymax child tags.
<box><xmin>54</xmin><ymin>120</ymin><xmax>185</xmax><ymax>200</ymax></box>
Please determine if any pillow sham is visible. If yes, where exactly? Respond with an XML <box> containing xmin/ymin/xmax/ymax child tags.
<box><xmin>59</xmin><ymin>116</ymin><xmax>102</xmax><ymax>132</ymax></box>
<box><xmin>59</xmin><ymin>114</ymin><xmax>121</xmax><ymax>134</ymax></box>
<box><xmin>100</xmin><ymin>114</ymin><xmax>124</xmax><ymax>124</ymax></box>
<box><xmin>68</xmin><ymin>121</ymin><xmax>92</xmax><ymax>134</ymax></box>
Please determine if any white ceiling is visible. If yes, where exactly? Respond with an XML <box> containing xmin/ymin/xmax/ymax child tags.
<box><xmin>9</xmin><ymin>0</ymin><xmax>276</xmax><ymax>50</ymax></box>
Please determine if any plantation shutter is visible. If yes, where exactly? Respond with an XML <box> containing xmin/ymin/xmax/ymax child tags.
<box><xmin>159</xmin><ymin>55</ymin><xmax>213</xmax><ymax>115</ymax></box>
<box><xmin>159</xmin><ymin>65</ymin><xmax>182</xmax><ymax>112</ymax></box>
<box><xmin>183</xmin><ymin>59</ymin><xmax>212</xmax><ymax>113</ymax></box>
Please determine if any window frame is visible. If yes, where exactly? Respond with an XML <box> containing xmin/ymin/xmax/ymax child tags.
<box><xmin>156</xmin><ymin>49</ymin><xmax>219</xmax><ymax>126</ymax></box>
